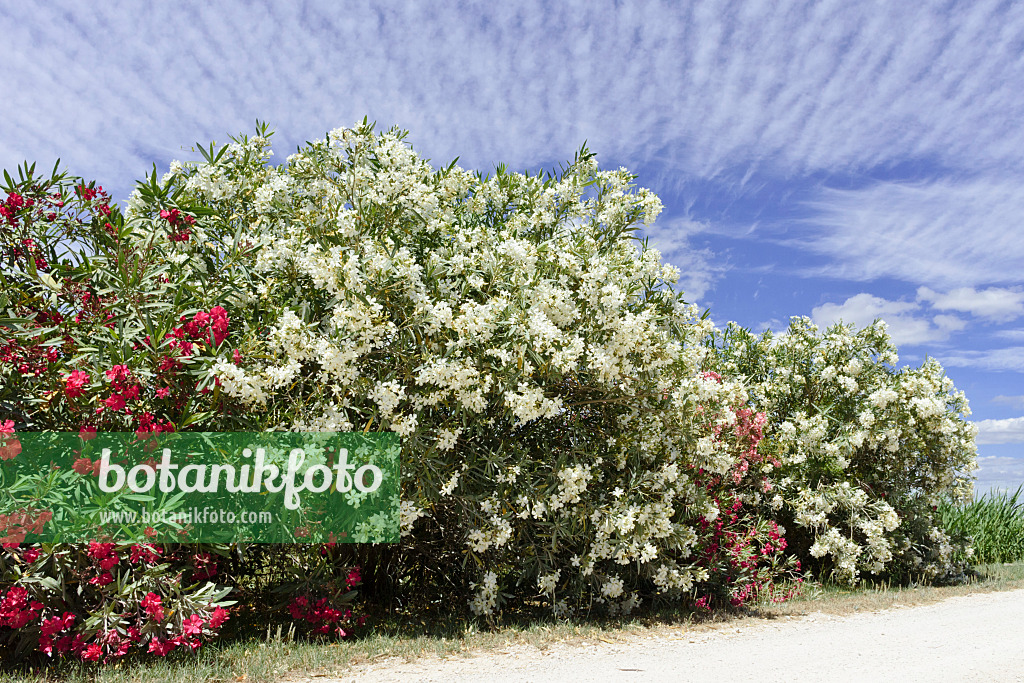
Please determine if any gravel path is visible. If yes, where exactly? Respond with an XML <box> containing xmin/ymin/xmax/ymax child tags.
<box><xmin>329</xmin><ymin>589</ymin><xmax>1024</xmax><ymax>682</ymax></box>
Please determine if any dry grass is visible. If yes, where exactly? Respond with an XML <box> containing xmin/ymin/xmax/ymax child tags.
<box><xmin>4</xmin><ymin>563</ymin><xmax>1023</xmax><ymax>683</ymax></box>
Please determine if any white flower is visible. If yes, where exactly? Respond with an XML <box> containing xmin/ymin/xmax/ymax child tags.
<box><xmin>601</xmin><ymin>576</ymin><xmax>625</xmax><ymax>599</ymax></box>
<box><xmin>537</xmin><ymin>570</ymin><xmax>560</xmax><ymax>594</ymax></box>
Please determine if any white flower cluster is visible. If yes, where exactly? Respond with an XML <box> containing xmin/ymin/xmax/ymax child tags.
<box><xmin>140</xmin><ymin>121</ymin><xmax>979</xmax><ymax>616</ymax></box>
<box><xmin>716</xmin><ymin>317</ymin><xmax>977</xmax><ymax>583</ymax></box>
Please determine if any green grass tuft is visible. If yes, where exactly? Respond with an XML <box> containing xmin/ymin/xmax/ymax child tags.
<box><xmin>941</xmin><ymin>486</ymin><xmax>1024</xmax><ymax>564</ymax></box>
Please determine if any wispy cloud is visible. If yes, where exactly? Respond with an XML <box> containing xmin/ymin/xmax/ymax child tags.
<box><xmin>644</xmin><ymin>217</ymin><xmax>723</xmax><ymax>302</ymax></box>
<box><xmin>4</xmin><ymin>1</ymin><xmax>1024</xmax><ymax>201</ymax></box>
<box><xmin>995</xmin><ymin>330</ymin><xmax>1024</xmax><ymax>342</ymax></box>
<box><xmin>917</xmin><ymin>287</ymin><xmax>1024</xmax><ymax>323</ymax></box>
<box><xmin>799</xmin><ymin>179</ymin><xmax>1024</xmax><ymax>288</ymax></box>
<box><xmin>942</xmin><ymin>347</ymin><xmax>1024</xmax><ymax>373</ymax></box>
<box><xmin>810</xmin><ymin>293</ymin><xmax>966</xmax><ymax>346</ymax></box>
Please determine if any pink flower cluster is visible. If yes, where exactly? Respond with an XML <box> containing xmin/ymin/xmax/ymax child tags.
<box><xmin>168</xmin><ymin>306</ymin><xmax>230</xmax><ymax>353</ymax></box>
<box><xmin>159</xmin><ymin>207</ymin><xmax>195</xmax><ymax>242</ymax></box>
<box><xmin>287</xmin><ymin>596</ymin><xmax>355</xmax><ymax>636</ymax></box>
<box><xmin>0</xmin><ymin>586</ymin><xmax>44</xmax><ymax>630</ymax></box>
<box><xmin>0</xmin><ymin>507</ymin><xmax>52</xmax><ymax>546</ymax></box>
<box><xmin>0</xmin><ymin>420</ymin><xmax>21</xmax><ymax>460</ymax></box>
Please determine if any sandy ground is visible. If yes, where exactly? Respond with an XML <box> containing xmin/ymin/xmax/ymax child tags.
<box><xmin>319</xmin><ymin>589</ymin><xmax>1024</xmax><ymax>683</ymax></box>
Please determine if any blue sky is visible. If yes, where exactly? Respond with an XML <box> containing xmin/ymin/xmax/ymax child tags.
<box><xmin>2</xmin><ymin>0</ymin><xmax>1022</xmax><ymax>492</ymax></box>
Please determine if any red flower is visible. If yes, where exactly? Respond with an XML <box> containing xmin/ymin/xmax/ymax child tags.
<box><xmin>141</xmin><ymin>592</ymin><xmax>164</xmax><ymax>621</ymax></box>
<box><xmin>207</xmin><ymin>606</ymin><xmax>229</xmax><ymax>629</ymax></box>
<box><xmin>87</xmin><ymin>542</ymin><xmax>114</xmax><ymax>560</ymax></box>
<box><xmin>41</xmin><ymin>612</ymin><xmax>75</xmax><ymax>637</ymax></box>
<box><xmin>182</xmin><ymin>614</ymin><xmax>204</xmax><ymax>636</ymax></box>
<box><xmin>64</xmin><ymin>370</ymin><xmax>90</xmax><ymax>399</ymax></box>
<box><xmin>80</xmin><ymin>643</ymin><xmax>103</xmax><ymax>662</ymax></box>
<box><xmin>147</xmin><ymin>637</ymin><xmax>176</xmax><ymax>656</ymax></box>
<box><xmin>209</xmin><ymin>306</ymin><xmax>229</xmax><ymax>346</ymax></box>
<box><xmin>103</xmin><ymin>393</ymin><xmax>126</xmax><ymax>411</ymax></box>
<box><xmin>129</xmin><ymin>543</ymin><xmax>161</xmax><ymax>564</ymax></box>
<box><xmin>72</xmin><ymin>457</ymin><xmax>94</xmax><ymax>475</ymax></box>
<box><xmin>79</xmin><ymin>425</ymin><xmax>97</xmax><ymax>441</ymax></box>
<box><xmin>88</xmin><ymin>572</ymin><xmax>114</xmax><ymax>586</ymax></box>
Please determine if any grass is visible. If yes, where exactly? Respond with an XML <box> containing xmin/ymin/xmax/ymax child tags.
<box><xmin>3</xmin><ymin>563</ymin><xmax>1024</xmax><ymax>683</ymax></box>
<box><xmin>940</xmin><ymin>486</ymin><xmax>1024</xmax><ymax>564</ymax></box>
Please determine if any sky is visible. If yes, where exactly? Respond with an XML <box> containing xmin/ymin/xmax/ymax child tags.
<box><xmin>2</xmin><ymin>0</ymin><xmax>1022</xmax><ymax>493</ymax></box>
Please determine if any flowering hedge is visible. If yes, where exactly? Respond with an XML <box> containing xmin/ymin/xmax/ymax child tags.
<box><xmin>1</xmin><ymin>122</ymin><xmax>979</xmax><ymax>663</ymax></box>
<box><xmin>114</xmin><ymin>121</ymin><xmax>805</xmax><ymax>616</ymax></box>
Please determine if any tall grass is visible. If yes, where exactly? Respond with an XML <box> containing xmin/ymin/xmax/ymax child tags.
<box><xmin>940</xmin><ymin>486</ymin><xmax>1024</xmax><ymax>564</ymax></box>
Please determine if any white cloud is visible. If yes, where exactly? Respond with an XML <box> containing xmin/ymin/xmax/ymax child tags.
<box><xmin>800</xmin><ymin>178</ymin><xmax>1024</xmax><ymax>288</ymax></box>
<box><xmin>917</xmin><ymin>287</ymin><xmax>1024</xmax><ymax>322</ymax></box>
<box><xmin>974</xmin><ymin>455</ymin><xmax>1024</xmax><ymax>493</ymax></box>
<box><xmin>810</xmin><ymin>293</ymin><xmax>965</xmax><ymax>346</ymax></box>
<box><xmin>974</xmin><ymin>417</ymin><xmax>1024</xmax><ymax>444</ymax></box>
<box><xmin>941</xmin><ymin>347</ymin><xmax>1024</xmax><ymax>372</ymax></box>
<box><xmin>4</xmin><ymin>1</ymin><xmax>1024</xmax><ymax>201</ymax></box>
<box><xmin>643</xmin><ymin>218</ymin><xmax>722</xmax><ymax>302</ymax></box>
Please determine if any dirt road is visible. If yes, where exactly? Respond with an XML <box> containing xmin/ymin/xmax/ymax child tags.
<box><xmin>331</xmin><ymin>589</ymin><xmax>1024</xmax><ymax>682</ymax></box>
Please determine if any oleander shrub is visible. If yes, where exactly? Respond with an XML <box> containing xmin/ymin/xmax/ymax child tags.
<box><xmin>126</xmin><ymin>120</ymin><xmax>799</xmax><ymax>616</ymax></box>
<box><xmin>0</xmin><ymin>164</ymin><xmax>359</xmax><ymax>664</ymax></box>
<box><xmin>708</xmin><ymin>318</ymin><xmax>978</xmax><ymax>584</ymax></box>
<box><xmin>0</xmin><ymin>543</ymin><xmax>231</xmax><ymax>662</ymax></box>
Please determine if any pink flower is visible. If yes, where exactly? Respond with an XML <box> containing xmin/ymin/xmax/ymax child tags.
<box><xmin>346</xmin><ymin>567</ymin><xmax>362</xmax><ymax>587</ymax></box>
<box><xmin>79</xmin><ymin>425</ymin><xmax>97</xmax><ymax>441</ymax></box>
<box><xmin>141</xmin><ymin>592</ymin><xmax>164</xmax><ymax>621</ymax></box>
<box><xmin>147</xmin><ymin>637</ymin><xmax>175</xmax><ymax>656</ymax></box>
<box><xmin>0</xmin><ymin>422</ymin><xmax>20</xmax><ymax>460</ymax></box>
<box><xmin>72</xmin><ymin>457</ymin><xmax>95</xmax><ymax>475</ymax></box>
<box><xmin>155</xmin><ymin>387</ymin><xmax>171</xmax><ymax>398</ymax></box>
<box><xmin>80</xmin><ymin>642</ymin><xmax>103</xmax><ymax>662</ymax></box>
<box><xmin>207</xmin><ymin>606</ymin><xmax>229</xmax><ymax>629</ymax></box>
<box><xmin>64</xmin><ymin>370</ymin><xmax>90</xmax><ymax>399</ymax></box>
<box><xmin>103</xmin><ymin>393</ymin><xmax>126</xmax><ymax>411</ymax></box>
<box><xmin>181</xmin><ymin>614</ymin><xmax>204</xmax><ymax>636</ymax></box>
<box><xmin>104</xmin><ymin>364</ymin><xmax>131</xmax><ymax>382</ymax></box>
